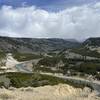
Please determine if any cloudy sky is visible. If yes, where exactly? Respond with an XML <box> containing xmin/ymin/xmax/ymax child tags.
<box><xmin>0</xmin><ymin>0</ymin><xmax>100</xmax><ymax>40</ymax></box>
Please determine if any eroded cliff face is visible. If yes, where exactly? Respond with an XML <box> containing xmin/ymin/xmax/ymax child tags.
<box><xmin>0</xmin><ymin>84</ymin><xmax>99</xmax><ymax>100</ymax></box>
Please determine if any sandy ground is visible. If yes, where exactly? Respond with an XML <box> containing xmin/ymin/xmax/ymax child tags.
<box><xmin>0</xmin><ymin>84</ymin><xmax>99</xmax><ymax>100</ymax></box>
<box><xmin>0</xmin><ymin>53</ymin><xmax>19</xmax><ymax>73</ymax></box>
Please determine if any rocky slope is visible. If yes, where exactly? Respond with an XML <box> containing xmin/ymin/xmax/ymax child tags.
<box><xmin>83</xmin><ymin>37</ymin><xmax>100</xmax><ymax>46</ymax></box>
<box><xmin>0</xmin><ymin>84</ymin><xmax>99</xmax><ymax>100</ymax></box>
<box><xmin>82</xmin><ymin>37</ymin><xmax>100</xmax><ymax>54</ymax></box>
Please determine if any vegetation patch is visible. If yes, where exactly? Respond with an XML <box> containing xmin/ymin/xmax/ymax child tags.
<box><xmin>13</xmin><ymin>53</ymin><xmax>42</xmax><ymax>61</ymax></box>
<box><xmin>70</xmin><ymin>62</ymin><xmax>100</xmax><ymax>75</ymax></box>
<box><xmin>0</xmin><ymin>52</ymin><xmax>6</xmax><ymax>59</ymax></box>
<box><xmin>38</xmin><ymin>56</ymin><xmax>61</xmax><ymax>67</ymax></box>
<box><xmin>0</xmin><ymin>73</ymin><xmax>86</xmax><ymax>89</ymax></box>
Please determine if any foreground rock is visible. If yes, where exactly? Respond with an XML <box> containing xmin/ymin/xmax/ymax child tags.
<box><xmin>0</xmin><ymin>84</ymin><xmax>99</xmax><ymax>100</ymax></box>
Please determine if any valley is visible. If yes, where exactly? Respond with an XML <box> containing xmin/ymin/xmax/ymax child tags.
<box><xmin>0</xmin><ymin>37</ymin><xmax>100</xmax><ymax>100</ymax></box>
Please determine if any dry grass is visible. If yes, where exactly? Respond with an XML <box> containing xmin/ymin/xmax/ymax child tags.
<box><xmin>0</xmin><ymin>93</ymin><xmax>14</xmax><ymax>100</ymax></box>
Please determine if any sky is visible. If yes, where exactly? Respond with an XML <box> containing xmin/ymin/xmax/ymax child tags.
<box><xmin>0</xmin><ymin>0</ymin><xmax>100</xmax><ymax>40</ymax></box>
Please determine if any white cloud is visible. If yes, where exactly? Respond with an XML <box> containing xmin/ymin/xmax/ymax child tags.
<box><xmin>0</xmin><ymin>3</ymin><xmax>100</xmax><ymax>40</ymax></box>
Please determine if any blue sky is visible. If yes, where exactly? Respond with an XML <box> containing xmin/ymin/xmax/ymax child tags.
<box><xmin>0</xmin><ymin>0</ymin><xmax>99</xmax><ymax>11</ymax></box>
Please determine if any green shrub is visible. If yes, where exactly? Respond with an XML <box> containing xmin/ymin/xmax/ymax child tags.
<box><xmin>73</xmin><ymin>62</ymin><xmax>100</xmax><ymax>75</ymax></box>
<box><xmin>38</xmin><ymin>57</ymin><xmax>60</xmax><ymax>67</ymax></box>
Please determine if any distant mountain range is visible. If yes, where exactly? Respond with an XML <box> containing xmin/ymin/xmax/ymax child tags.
<box><xmin>0</xmin><ymin>36</ymin><xmax>100</xmax><ymax>53</ymax></box>
<box><xmin>0</xmin><ymin>37</ymin><xmax>80</xmax><ymax>53</ymax></box>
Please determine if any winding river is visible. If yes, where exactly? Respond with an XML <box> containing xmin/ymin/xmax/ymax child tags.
<box><xmin>16</xmin><ymin>63</ymin><xmax>32</xmax><ymax>73</ymax></box>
